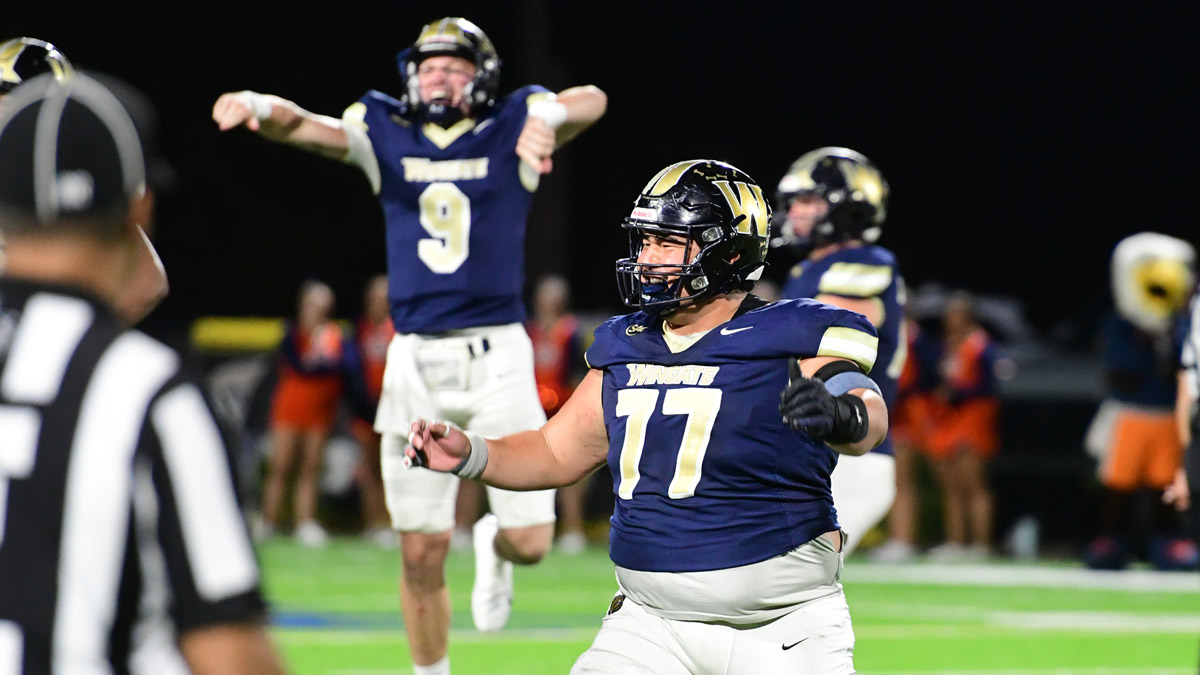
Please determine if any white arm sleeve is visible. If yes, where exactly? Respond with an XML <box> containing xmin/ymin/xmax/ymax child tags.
<box><xmin>341</xmin><ymin>117</ymin><xmax>382</xmax><ymax>195</ymax></box>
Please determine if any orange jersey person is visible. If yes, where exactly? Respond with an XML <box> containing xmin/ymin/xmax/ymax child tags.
<box><xmin>891</xmin><ymin>318</ymin><xmax>938</xmax><ymax>449</ymax></box>
<box><xmin>270</xmin><ymin>319</ymin><xmax>349</xmax><ymax>433</ymax></box>
<box><xmin>526</xmin><ymin>274</ymin><xmax>586</xmax><ymax>417</ymax></box>
<box><xmin>527</xmin><ymin>313</ymin><xmax>584</xmax><ymax>416</ymax></box>
<box><xmin>925</xmin><ymin>323</ymin><xmax>1000</xmax><ymax>459</ymax></box>
<box><xmin>347</xmin><ymin>310</ymin><xmax>396</xmax><ymax>431</ymax></box>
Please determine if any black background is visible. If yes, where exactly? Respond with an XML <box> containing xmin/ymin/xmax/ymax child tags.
<box><xmin>10</xmin><ymin>2</ymin><xmax>1199</xmax><ymax>348</ymax></box>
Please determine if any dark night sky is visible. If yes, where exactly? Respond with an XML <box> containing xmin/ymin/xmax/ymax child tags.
<box><xmin>10</xmin><ymin>2</ymin><xmax>1199</xmax><ymax>349</ymax></box>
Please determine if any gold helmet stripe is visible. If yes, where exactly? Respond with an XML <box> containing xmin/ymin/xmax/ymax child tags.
<box><xmin>841</xmin><ymin>161</ymin><xmax>886</xmax><ymax>207</ymax></box>
<box><xmin>643</xmin><ymin>160</ymin><xmax>703</xmax><ymax>196</ymax></box>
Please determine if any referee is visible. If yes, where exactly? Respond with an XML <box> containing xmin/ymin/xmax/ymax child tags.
<box><xmin>1172</xmin><ymin>288</ymin><xmax>1200</xmax><ymax>530</ymax></box>
<box><xmin>0</xmin><ymin>73</ymin><xmax>287</xmax><ymax>673</ymax></box>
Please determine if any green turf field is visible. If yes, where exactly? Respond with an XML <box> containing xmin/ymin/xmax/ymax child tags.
<box><xmin>259</xmin><ymin>539</ymin><xmax>1200</xmax><ymax>674</ymax></box>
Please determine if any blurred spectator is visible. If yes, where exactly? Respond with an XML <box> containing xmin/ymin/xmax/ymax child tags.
<box><xmin>923</xmin><ymin>290</ymin><xmax>1000</xmax><ymax>561</ymax></box>
<box><xmin>525</xmin><ymin>274</ymin><xmax>590</xmax><ymax>553</ymax></box>
<box><xmin>871</xmin><ymin>315</ymin><xmax>939</xmax><ymax>562</ymax></box>
<box><xmin>1084</xmin><ymin>232</ymin><xmax>1198</xmax><ymax>570</ymax></box>
<box><xmin>345</xmin><ymin>274</ymin><xmax>397</xmax><ymax>548</ymax></box>
<box><xmin>260</xmin><ymin>279</ymin><xmax>348</xmax><ymax>547</ymax></box>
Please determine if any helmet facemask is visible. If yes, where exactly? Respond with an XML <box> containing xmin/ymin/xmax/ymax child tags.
<box><xmin>616</xmin><ymin>216</ymin><xmax>767</xmax><ymax>317</ymax></box>
<box><xmin>396</xmin><ymin>17</ymin><xmax>501</xmax><ymax>125</ymax></box>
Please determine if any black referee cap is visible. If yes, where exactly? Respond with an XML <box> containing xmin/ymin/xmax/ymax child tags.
<box><xmin>0</xmin><ymin>71</ymin><xmax>156</xmax><ymax>225</ymax></box>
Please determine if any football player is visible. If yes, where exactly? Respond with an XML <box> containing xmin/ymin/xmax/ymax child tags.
<box><xmin>773</xmin><ymin>147</ymin><xmax>906</xmax><ymax>555</ymax></box>
<box><xmin>211</xmin><ymin>17</ymin><xmax>607</xmax><ymax>675</ymax></box>
<box><xmin>0</xmin><ymin>37</ymin><xmax>169</xmax><ymax>326</ymax></box>
<box><xmin>407</xmin><ymin>160</ymin><xmax>886</xmax><ymax>674</ymax></box>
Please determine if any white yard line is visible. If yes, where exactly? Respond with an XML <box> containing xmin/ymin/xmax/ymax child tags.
<box><xmin>843</xmin><ymin>562</ymin><xmax>1200</xmax><ymax>592</ymax></box>
<box><xmin>855</xmin><ymin>603</ymin><xmax>1200</xmax><ymax>632</ymax></box>
<box><xmin>273</xmin><ymin>627</ymin><xmax>596</xmax><ymax>645</ymax></box>
<box><xmin>873</xmin><ymin>662</ymin><xmax>1200</xmax><ymax>667</ymax></box>
<box><xmin>987</xmin><ymin>610</ymin><xmax>1200</xmax><ymax>632</ymax></box>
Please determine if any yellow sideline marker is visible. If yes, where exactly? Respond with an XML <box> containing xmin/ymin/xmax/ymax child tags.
<box><xmin>190</xmin><ymin>316</ymin><xmax>286</xmax><ymax>354</ymax></box>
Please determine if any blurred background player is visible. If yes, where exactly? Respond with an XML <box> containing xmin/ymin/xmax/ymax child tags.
<box><xmin>0</xmin><ymin>70</ymin><xmax>288</xmax><ymax>675</ymax></box>
<box><xmin>922</xmin><ymin>290</ymin><xmax>1000</xmax><ymax>560</ymax></box>
<box><xmin>0</xmin><ymin>36</ymin><xmax>169</xmax><ymax>326</ymax></box>
<box><xmin>345</xmin><ymin>273</ymin><xmax>397</xmax><ymax>548</ymax></box>
<box><xmin>404</xmin><ymin>159</ymin><xmax>886</xmax><ymax>674</ymax></box>
<box><xmin>1083</xmin><ymin>232</ymin><xmax>1199</xmax><ymax>570</ymax></box>
<box><xmin>212</xmin><ymin>16</ymin><xmax>607</xmax><ymax>674</ymax></box>
<box><xmin>773</xmin><ymin>147</ymin><xmax>905</xmax><ymax>555</ymax></box>
<box><xmin>260</xmin><ymin>279</ymin><xmax>348</xmax><ymax>547</ymax></box>
<box><xmin>525</xmin><ymin>273</ymin><xmax>591</xmax><ymax>554</ymax></box>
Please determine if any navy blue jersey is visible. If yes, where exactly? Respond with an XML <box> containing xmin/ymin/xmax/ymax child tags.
<box><xmin>346</xmin><ymin>85</ymin><xmax>551</xmax><ymax>334</ymax></box>
<box><xmin>1102</xmin><ymin>312</ymin><xmax>1181</xmax><ymax>409</ymax></box>
<box><xmin>585</xmin><ymin>298</ymin><xmax>879</xmax><ymax>572</ymax></box>
<box><xmin>781</xmin><ymin>245</ymin><xmax>905</xmax><ymax>455</ymax></box>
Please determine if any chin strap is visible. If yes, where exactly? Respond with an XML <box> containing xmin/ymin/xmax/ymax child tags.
<box><xmin>422</xmin><ymin>102</ymin><xmax>466</xmax><ymax>128</ymax></box>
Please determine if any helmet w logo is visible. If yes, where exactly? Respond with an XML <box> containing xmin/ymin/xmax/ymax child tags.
<box><xmin>714</xmin><ymin>180</ymin><xmax>769</xmax><ymax>252</ymax></box>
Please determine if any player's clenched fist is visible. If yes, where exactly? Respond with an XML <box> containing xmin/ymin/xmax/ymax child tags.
<box><xmin>212</xmin><ymin>90</ymin><xmax>275</xmax><ymax>132</ymax></box>
<box><xmin>516</xmin><ymin>116</ymin><xmax>556</xmax><ymax>174</ymax></box>
<box><xmin>779</xmin><ymin>359</ymin><xmax>869</xmax><ymax>444</ymax></box>
<box><xmin>405</xmin><ymin>418</ymin><xmax>479</xmax><ymax>474</ymax></box>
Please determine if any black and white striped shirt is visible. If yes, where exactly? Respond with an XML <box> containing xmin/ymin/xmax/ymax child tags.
<box><xmin>0</xmin><ymin>279</ymin><xmax>266</xmax><ymax>674</ymax></box>
<box><xmin>1181</xmin><ymin>290</ymin><xmax>1200</xmax><ymax>423</ymax></box>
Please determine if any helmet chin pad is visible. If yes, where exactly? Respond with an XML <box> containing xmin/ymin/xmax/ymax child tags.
<box><xmin>422</xmin><ymin>100</ymin><xmax>466</xmax><ymax>127</ymax></box>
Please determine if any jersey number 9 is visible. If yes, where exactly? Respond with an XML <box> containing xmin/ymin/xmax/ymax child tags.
<box><xmin>417</xmin><ymin>182</ymin><xmax>471</xmax><ymax>274</ymax></box>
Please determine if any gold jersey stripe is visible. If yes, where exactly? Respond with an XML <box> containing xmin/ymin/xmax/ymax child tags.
<box><xmin>342</xmin><ymin>102</ymin><xmax>369</xmax><ymax>131</ymax></box>
<box><xmin>422</xmin><ymin>117</ymin><xmax>476</xmax><ymax>149</ymax></box>
<box><xmin>526</xmin><ymin>91</ymin><xmax>554</xmax><ymax>107</ymax></box>
<box><xmin>816</xmin><ymin>326</ymin><xmax>878</xmax><ymax>374</ymax></box>
<box><xmin>818</xmin><ymin>263</ymin><xmax>893</xmax><ymax>297</ymax></box>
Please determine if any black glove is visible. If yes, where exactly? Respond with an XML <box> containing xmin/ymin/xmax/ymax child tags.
<box><xmin>779</xmin><ymin>360</ymin><xmax>869</xmax><ymax>444</ymax></box>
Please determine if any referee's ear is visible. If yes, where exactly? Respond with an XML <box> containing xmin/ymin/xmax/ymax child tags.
<box><xmin>126</xmin><ymin>189</ymin><xmax>155</xmax><ymax>239</ymax></box>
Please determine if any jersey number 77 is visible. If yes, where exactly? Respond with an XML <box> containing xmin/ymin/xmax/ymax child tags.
<box><xmin>615</xmin><ymin>388</ymin><xmax>722</xmax><ymax>500</ymax></box>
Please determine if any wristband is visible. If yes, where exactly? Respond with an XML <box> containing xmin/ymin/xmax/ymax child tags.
<box><xmin>823</xmin><ymin>371</ymin><xmax>881</xmax><ymax>397</ymax></box>
<box><xmin>452</xmin><ymin>430</ymin><xmax>489</xmax><ymax>479</ymax></box>
<box><xmin>236</xmin><ymin>90</ymin><xmax>273</xmax><ymax>121</ymax></box>
<box><xmin>828</xmin><ymin>394</ymin><xmax>870</xmax><ymax>444</ymax></box>
<box><xmin>528</xmin><ymin>99</ymin><xmax>567</xmax><ymax>129</ymax></box>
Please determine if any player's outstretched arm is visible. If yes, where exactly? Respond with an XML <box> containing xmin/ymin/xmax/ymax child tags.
<box><xmin>211</xmin><ymin>90</ymin><xmax>350</xmax><ymax>160</ymax></box>
<box><xmin>516</xmin><ymin>85</ymin><xmax>607</xmax><ymax>175</ymax></box>
<box><xmin>407</xmin><ymin>369</ymin><xmax>609</xmax><ymax>490</ymax></box>
<box><xmin>780</xmin><ymin>356</ymin><xmax>889</xmax><ymax>456</ymax></box>
<box><xmin>553</xmin><ymin>84</ymin><xmax>607</xmax><ymax>147</ymax></box>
